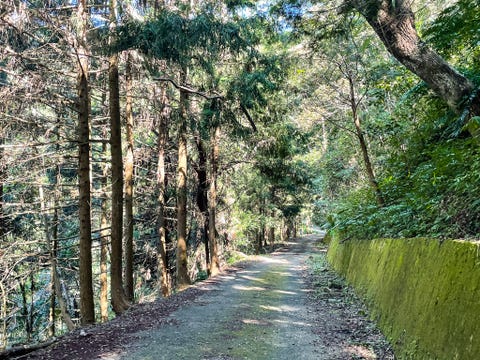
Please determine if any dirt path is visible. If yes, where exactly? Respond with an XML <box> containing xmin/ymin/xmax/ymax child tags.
<box><xmin>21</xmin><ymin>235</ymin><xmax>394</xmax><ymax>359</ymax></box>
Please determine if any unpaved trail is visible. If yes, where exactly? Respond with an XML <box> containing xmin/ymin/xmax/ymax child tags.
<box><xmin>116</xmin><ymin>235</ymin><xmax>393</xmax><ymax>360</ymax></box>
<box><xmin>21</xmin><ymin>235</ymin><xmax>393</xmax><ymax>360</ymax></box>
<box><xmin>120</xmin><ymin>236</ymin><xmax>321</xmax><ymax>360</ymax></box>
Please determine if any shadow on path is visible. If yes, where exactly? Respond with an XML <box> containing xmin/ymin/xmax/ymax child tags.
<box><xmin>21</xmin><ymin>235</ymin><xmax>394</xmax><ymax>360</ymax></box>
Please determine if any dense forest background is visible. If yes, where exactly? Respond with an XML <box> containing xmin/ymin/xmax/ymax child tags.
<box><xmin>0</xmin><ymin>0</ymin><xmax>479</xmax><ymax>349</ymax></box>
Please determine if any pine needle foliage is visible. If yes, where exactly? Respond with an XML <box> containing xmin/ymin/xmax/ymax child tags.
<box><xmin>112</xmin><ymin>9</ymin><xmax>261</xmax><ymax>70</ymax></box>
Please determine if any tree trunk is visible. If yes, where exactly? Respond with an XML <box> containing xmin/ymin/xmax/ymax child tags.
<box><xmin>348</xmin><ymin>76</ymin><xmax>385</xmax><ymax>207</ymax></box>
<box><xmin>124</xmin><ymin>51</ymin><xmax>135</xmax><ymax>302</ymax></box>
<box><xmin>350</xmin><ymin>0</ymin><xmax>473</xmax><ymax>110</ymax></box>
<box><xmin>109</xmin><ymin>0</ymin><xmax>129</xmax><ymax>314</ymax></box>
<box><xmin>268</xmin><ymin>209</ymin><xmax>275</xmax><ymax>251</ymax></box>
<box><xmin>156</xmin><ymin>83</ymin><xmax>171</xmax><ymax>297</ymax></box>
<box><xmin>255</xmin><ymin>230</ymin><xmax>262</xmax><ymax>255</ymax></box>
<box><xmin>176</xmin><ymin>82</ymin><xmax>191</xmax><ymax>288</ymax></box>
<box><xmin>208</xmin><ymin>126</ymin><xmax>220</xmax><ymax>276</ymax></box>
<box><xmin>194</xmin><ymin>135</ymin><xmax>210</xmax><ymax>273</ymax></box>
<box><xmin>76</xmin><ymin>0</ymin><xmax>95</xmax><ymax>325</ymax></box>
<box><xmin>100</xmin><ymin>140</ymin><xmax>109</xmax><ymax>322</ymax></box>
<box><xmin>49</xmin><ymin>146</ymin><xmax>59</xmax><ymax>336</ymax></box>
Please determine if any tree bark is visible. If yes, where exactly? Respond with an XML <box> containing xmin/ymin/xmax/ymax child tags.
<box><xmin>349</xmin><ymin>0</ymin><xmax>473</xmax><ymax>110</ymax></box>
<box><xmin>156</xmin><ymin>83</ymin><xmax>171</xmax><ymax>297</ymax></box>
<box><xmin>76</xmin><ymin>0</ymin><xmax>95</xmax><ymax>325</ymax></box>
<box><xmin>100</xmin><ymin>140</ymin><xmax>109</xmax><ymax>322</ymax></box>
<box><xmin>176</xmin><ymin>82</ymin><xmax>191</xmax><ymax>288</ymax></box>
<box><xmin>268</xmin><ymin>208</ymin><xmax>275</xmax><ymax>251</ymax></box>
<box><xmin>124</xmin><ymin>52</ymin><xmax>135</xmax><ymax>302</ymax></box>
<box><xmin>109</xmin><ymin>0</ymin><xmax>129</xmax><ymax>314</ymax></box>
<box><xmin>208</xmin><ymin>126</ymin><xmax>220</xmax><ymax>276</ymax></box>
<box><xmin>194</xmin><ymin>135</ymin><xmax>210</xmax><ymax>273</ymax></box>
<box><xmin>255</xmin><ymin>230</ymin><xmax>262</xmax><ymax>255</ymax></box>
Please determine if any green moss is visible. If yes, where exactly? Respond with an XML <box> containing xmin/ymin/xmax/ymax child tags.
<box><xmin>327</xmin><ymin>235</ymin><xmax>480</xmax><ymax>359</ymax></box>
<box><xmin>212</xmin><ymin>264</ymin><xmax>289</xmax><ymax>359</ymax></box>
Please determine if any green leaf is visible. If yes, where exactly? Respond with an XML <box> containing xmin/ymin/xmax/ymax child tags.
<box><xmin>463</xmin><ymin>116</ymin><xmax>480</xmax><ymax>139</ymax></box>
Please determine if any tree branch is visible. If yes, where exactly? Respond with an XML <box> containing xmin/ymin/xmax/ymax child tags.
<box><xmin>153</xmin><ymin>77</ymin><xmax>223</xmax><ymax>100</ymax></box>
<box><xmin>240</xmin><ymin>104</ymin><xmax>257</xmax><ymax>132</ymax></box>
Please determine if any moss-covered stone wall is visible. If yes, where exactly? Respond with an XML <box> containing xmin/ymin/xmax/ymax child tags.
<box><xmin>327</xmin><ymin>235</ymin><xmax>480</xmax><ymax>359</ymax></box>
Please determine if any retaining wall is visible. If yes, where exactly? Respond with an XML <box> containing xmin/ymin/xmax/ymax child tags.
<box><xmin>327</xmin><ymin>235</ymin><xmax>480</xmax><ymax>359</ymax></box>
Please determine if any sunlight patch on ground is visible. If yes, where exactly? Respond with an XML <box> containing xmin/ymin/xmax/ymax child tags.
<box><xmin>239</xmin><ymin>275</ymin><xmax>268</xmax><ymax>283</ymax></box>
<box><xmin>99</xmin><ymin>350</ymin><xmax>122</xmax><ymax>359</ymax></box>
<box><xmin>241</xmin><ymin>318</ymin><xmax>271</xmax><ymax>326</ymax></box>
<box><xmin>259</xmin><ymin>304</ymin><xmax>301</xmax><ymax>312</ymax></box>
<box><xmin>216</xmin><ymin>275</ymin><xmax>236</xmax><ymax>281</ymax></box>
<box><xmin>345</xmin><ymin>345</ymin><xmax>377</xmax><ymax>359</ymax></box>
<box><xmin>273</xmin><ymin>289</ymin><xmax>297</xmax><ymax>295</ymax></box>
<box><xmin>232</xmin><ymin>285</ymin><xmax>267</xmax><ymax>291</ymax></box>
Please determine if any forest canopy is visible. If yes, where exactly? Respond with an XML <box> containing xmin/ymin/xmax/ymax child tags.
<box><xmin>0</xmin><ymin>0</ymin><xmax>479</xmax><ymax>351</ymax></box>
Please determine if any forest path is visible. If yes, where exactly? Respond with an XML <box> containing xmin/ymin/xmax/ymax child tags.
<box><xmin>116</xmin><ymin>235</ymin><xmax>393</xmax><ymax>360</ymax></box>
<box><xmin>120</xmin><ymin>236</ymin><xmax>321</xmax><ymax>360</ymax></box>
<box><xmin>23</xmin><ymin>235</ymin><xmax>393</xmax><ymax>360</ymax></box>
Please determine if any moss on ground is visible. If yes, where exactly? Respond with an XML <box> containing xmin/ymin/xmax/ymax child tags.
<box><xmin>218</xmin><ymin>265</ymin><xmax>288</xmax><ymax>359</ymax></box>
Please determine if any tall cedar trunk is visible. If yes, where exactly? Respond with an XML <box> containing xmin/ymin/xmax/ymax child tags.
<box><xmin>49</xmin><ymin>139</ymin><xmax>58</xmax><ymax>336</ymax></box>
<box><xmin>208</xmin><ymin>126</ymin><xmax>220</xmax><ymax>275</ymax></box>
<box><xmin>109</xmin><ymin>0</ymin><xmax>129</xmax><ymax>314</ymax></box>
<box><xmin>100</xmin><ymin>140</ymin><xmax>109</xmax><ymax>322</ymax></box>
<box><xmin>268</xmin><ymin>208</ymin><xmax>275</xmax><ymax>251</ymax></box>
<box><xmin>350</xmin><ymin>0</ymin><xmax>473</xmax><ymax>110</ymax></box>
<box><xmin>124</xmin><ymin>52</ymin><xmax>135</xmax><ymax>302</ymax></box>
<box><xmin>263</xmin><ymin>226</ymin><xmax>268</xmax><ymax>248</ymax></box>
<box><xmin>156</xmin><ymin>84</ymin><xmax>171</xmax><ymax>297</ymax></box>
<box><xmin>195</xmin><ymin>136</ymin><xmax>210</xmax><ymax>273</ymax></box>
<box><xmin>255</xmin><ymin>230</ymin><xmax>262</xmax><ymax>255</ymax></box>
<box><xmin>76</xmin><ymin>0</ymin><xmax>95</xmax><ymax>325</ymax></box>
<box><xmin>348</xmin><ymin>76</ymin><xmax>385</xmax><ymax>207</ymax></box>
<box><xmin>176</xmin><ymin>83</ymin><xmax>191</xmax><ymax>288</ymax></box>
